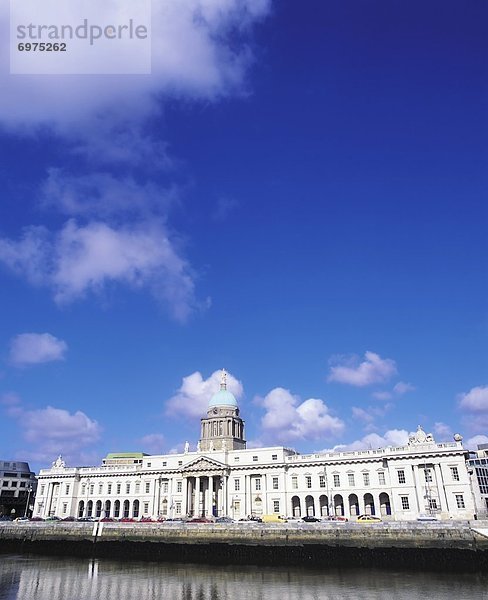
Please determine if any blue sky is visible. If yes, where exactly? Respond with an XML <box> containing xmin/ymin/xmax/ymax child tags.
<box><xmin>0</xmin><ymin>0</ymin><xmax>487</xmax><ymax>472</ymax></box>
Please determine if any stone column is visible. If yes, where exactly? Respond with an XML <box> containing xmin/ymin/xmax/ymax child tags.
<box><xmin>412</xmin><ymin>465</ymin><xmax>423</xmax><ymax>513</ymax></box>
<box><xmin>207</xmin><ymin>477</ymin><xmax>214</xmax><ymax>517</ymax></box>
<box><xmin>434</xmin><ymin>463</ymin><xmax>449</xmax><ymax>512</ymax></box>
<box><xmin>182</xmin><ymin>478</ymin><xmax>188</xmax><ymax>517</ymax></box>
<box><xmin>222</xmin><ymin>476</ymin><xmax>227</xmax><ymax>516</ymax></box>
<box><xmin>195</xmin><ymin>476</ymin><xmax>201</xmax><ymax>517</ymax></box>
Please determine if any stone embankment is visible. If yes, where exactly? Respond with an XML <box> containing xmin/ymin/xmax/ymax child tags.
<box><xmin>2</xmin><ymin>520</ymin><xmax>488</xmax><ymax>571</ymax></box>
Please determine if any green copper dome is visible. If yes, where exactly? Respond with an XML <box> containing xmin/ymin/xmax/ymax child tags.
<box><xmin>209</xmin><ymin>389</ymin><xmax>238</xmax><ymax>408</ymax></box>
<box><xmin>209</xmin><ymin>369</ymin><xmax>238</xmax><ymax>407</ymax></box>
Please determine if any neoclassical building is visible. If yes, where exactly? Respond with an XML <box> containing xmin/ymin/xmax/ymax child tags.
<box><xmin>36</xmin><ymin>371</ymin><xmax>476</xmax><ymax>521</ymax></box>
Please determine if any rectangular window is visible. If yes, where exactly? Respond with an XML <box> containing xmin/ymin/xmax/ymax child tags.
<box><xmin>306</xmin><ymin>475</ymin><xmax>312</xmax><ymax>489</ymax></box>
<box><xmin>162</xmin><ymin>461</ymin><xmax>167</xmax><ymax>467</ymax></box>
<box><xmin>319</xmin><ymin>475</ymin><xmax>326</xmax><ymax>488</ymax></box>
<box><xmin>401</xmin><ymin>496</ymin><xmax>410</xmax><ymax>510</ymax></box>
<box><xmin>253</xmin><ymin>456</ymin><xmax>258</xmax><ymax>462</ymax></box>
<box><xmin>455</xmin><ymin>494</ymin><xmax>465</xmax><ymax>509</ymax></box>
<box><xmin>378</xmin><ymin>472</ymin><xmax>386</xmax><ymax>485</ymax></box>
<box><xmin>162</xmin><ymin>482</ymin><xmax>168</xmax><ymax>493</ymax></box>
<box><xmin>90</xmin><ymin>485</ymin><xmax>94</xmax><ymax>495</ymax></box>
<box><xmin>177</xmin><ymin>481</ymin><xmax>182</xmax><ymax>493</ymax></box>
<box><xmin>477</xmin><ymin>467</ymin><xmax>488</xmax><ymax>494</ymax></box>
<box><xmin>272</xmin><ymin>477</ymin><xmax>279</xmax><ymax>490</ymax></box>
<box><xmin>126</xmin><ymin>483</ymin><xmax>130</xmax><ymax>494</ymax></box>
<box><xmin>272</xmin><ymin>454</ymin><xmax>278</xmax><ymax>461</ymax></box>
<box><xmin>11</xmin><ymin>481</ymin><xmax>17</xmax><ymax>488</ymax></box>
<box><xmin>62</xmin><ymin>503</ymin><xmax>67</xmax><ymax>514</ymax></box>
<box><xmin>429</xmin><ymin>498</ymin><xmax>438</xmax><ymax>510</ymax></box>
<box><xmin>363</xmin><ymin>473</ymin><xmax>370</xmax><ymax>487</ymax></box>
<box><xmin>116</xmin><ymin>483</ymin><xmax>121</xmax><ymax>495</ymax></box>
<box><xmin>234</xmin><ymin>457</ymin><xmax>239</xmax><ymax>462</ymax></box>
<box><xmin>292</xmin><ymin>476</ymin><xmax>298</xmax><ymax>490</ymax></box>
<box><xmin>397</xmin><ymin>470</ymin><xmax>406</xmax><ymax>484</ymax></box>
<box><xmin>234</xmin><ymin>479</ymin><xmax>240</xmax><ymax>491</ymax></box>
<box><xmin>255</xmin><ymin>478</ymin><xmax>261</xmax><ymax>491</ymax></box>
<box><xmin>81</xmin><ymin>484</ymin><xmax>86</xmax><ymax>495</ymax></box>
<box><xmin>175</xmin><ymin>502</ymin><xmax>181</xmax><ymax>515</ymax></box>
<box><xmin>451</xmin><ymin>467</ymin><xmax>460</xmax><ymax>482</ymax></box>
<box><xmin>99</xmin><ymin>483</ymin><xmax>103</xmax><ymax>494</ymax></box>
<box><xmin>144</xmin><ymin>502</ymin><xmax>149</xmax><ymax>514</ymax></box>
<box><xmin>348</xmin><ymin>473</ymin><xmax>355</xmax><ymax>487</ymax></box>
<box><xmin>40</xmin><ymin>485</ymin><xmax>45</xmax><ymax>495</ymax></box>
<box><xmin>65</xmin><ymin>484</ymin><xmax>70</xmax><ymax>495</ymax></box>
<box><xmin>147</xmin><ymin>462</ymin><xmax>151</xmax><ymax>468</ymax></box>
<box><xmin>178</xmin><ymin>461</ymin><xmax>182</xmax><ymax>466</ymax></box>
<box><xmin>333</xmin><ymin>474</ymin><xmax>340</xmax><ymax>487</ymax></box>
<box><xmin>107</xmin><ymin>484</ymin><xmax>112</xmax><ymax>495</ymax></box>
<box><xmin>424</xmin><ymin>469</ymin><xmax>433</xmax><ymax>483</ymax></box>
<box><xmin>19</xmin><ymin>482</ymin><xmax>26</xmax><ymax>488</ymax></box>
<box><xmin>135</xmin><ymin>482</ymin><xmax>140</xmax><ymax>494</ymax></box>
<box><xmin>273</xmin><ymin>500</ymin><xmax>280</xmax><ymax>513</ymax></box>
<box><xmin>145</xmin><ymin>482</ymin><xmax>150</xmax><ymax>494</ymax></box>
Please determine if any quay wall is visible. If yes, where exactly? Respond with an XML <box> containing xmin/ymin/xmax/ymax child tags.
<box><xmin>2</xmin><ymin>521</ymin><xmax>488</xmax><ymax>571</ymax></box>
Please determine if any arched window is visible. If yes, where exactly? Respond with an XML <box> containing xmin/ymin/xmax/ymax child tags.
<box><xmin>133</xmin><ymin>499</ymin><xmax>140</xmax><ymax>518</ymax></box>
<box><xmin>379</xmin><ymin>492</ymin><xmax>391</xmax><ymax>516</ymax></box>
<box><xmin>104</xmin><ymin>500</ymin><xmax>111</xmax><ymax>518</ymax></box>
<box><xmin>305</xmin><ymin>495</ymin><xmax>315</xmax><ymax>516</ymax></box>
<box><xmin>123</xmin><ymin>499</ymin><xmax>130</xmax><ymax>518</ymax></box>
<box><xmin>364</xmin><ymin>493</ymin><xmax>375</xmax><ymax>515</ymax></box>
<box><xmin>95</xmin><ymin>500</ymin><xmax>102</xmax><ymax>518</ymax></box>
<box><xmin>78</xmin><ymin>501</ymin><xmax>85</xmax><ymax>518</ymax></box>
<box><xmin>319</xmin><ymin>495</ymin><xmax>329</xmax><ymax>516</ymax></box>
<box><xmin>87</xmin><ymin>500</ymin><xmax>93</xmax><ymax>517</ymax></box>
<box><xmin>291</xmin><ymin>496</ymin><xmax>301</xmax><ymax>517</ymax></box>
<box><xmin>349</xmin><ymin>494</ymin><xmax>359</xmax><ymax>516</ymax></box>
<box><xmin>333</xmin><ymin>494</ymin><xmax>344</xmax><ymax>516</ymax></box>
<box><xmin>114</xmin><ymin>500</ymin><xmax>120</xmax><ymax>518</ymax></box>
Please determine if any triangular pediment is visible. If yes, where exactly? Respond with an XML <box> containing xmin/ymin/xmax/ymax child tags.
<box><xmin>181</xmin><ymin>456</ymin><xmax>227</xmax><ymax>473</ymax></box>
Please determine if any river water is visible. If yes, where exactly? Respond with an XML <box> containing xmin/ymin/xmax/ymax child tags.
<box><xmin>0</xmin><ymin>554</ymin><xmax>487</xmax><ymax>600</ymax></box>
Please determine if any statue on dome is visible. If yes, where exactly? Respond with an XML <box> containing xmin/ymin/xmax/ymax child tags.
<box><xmin>184</xmin><ymin>441</ymin><xmax>190</xmax><ymax>454</ymax></box>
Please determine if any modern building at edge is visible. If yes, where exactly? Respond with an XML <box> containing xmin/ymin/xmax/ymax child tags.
<box><xmin>35</xmin><ymin>371</ymin><xmax>476</xmax><ymax>521</ymax></box>
<box><xmin>0</xmin><ymin>461</ymin><xmax>37</xmax><ymax>518</ymax></box>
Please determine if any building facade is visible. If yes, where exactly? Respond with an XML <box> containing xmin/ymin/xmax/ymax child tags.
<box><xmin>35</xmin><ymin>372</ymin><xmax>475</xmax><ymax>521</ymax></box>
<box><xmin>467</xmin><ymin>443</ymin><xmax>488</xmax><ymax>520</ymax></box>
<box><xmin>0</xmin><ymin>460</ymin><xmax>37</xmax><ymax>518</ymax></box>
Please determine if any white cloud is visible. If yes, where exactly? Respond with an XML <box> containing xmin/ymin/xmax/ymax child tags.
<box><xmin>0</xmin><ymin>0</ymin><xmax>271</xmax><ymax>131</ymax></box>
<box><xmin>371</xmin><ymin>391</ymin><xmax>392</xmax><ymax>401</ymax></box>
<box><xmin>393</xmin><ymin>381</ymin><xmax>416</xmax><ymax>395</ymax></box>
<box><xmin>9</xmin><ymin>333</ymin><xmax>67</xmax><ymax>367</ymax></box>
<box><xmin>327</xmin><ymin>429</ymin><xmax>409</xmax><ymax>452</ymax></box>
<box><xmin>166</xmin><ymin>369</ymin><xmax>243</xmax><ymax>419</ymax></box>
<box><xmin>139</xmin><ymin>433</ymin><xmax>165</xmax><ymax>454</ymax></box>
<box><xmin>465</xmin><ymin>435</ymin><xmax>488</xmax><ymax>450</ymax></box>
<box><xmin>4</xmin><ymin>401</ymin><xmax>102</xmax><ymax>465</ymax></box>
<box><xmin>327</xmin><ymin>351</ymin><xmax>397</xmax><ymax>387</ymax></box>
<box><xmin>351</xmin><ymin>406</ymin><xmax>375</xmax><ymax>424</ymax></box>
<box><xmin>433</xmin><ymin>422</ymin><xmax>453</xmax><ymax>440</ymax></box>
<box><xmin>0</xmin><ymin>219</ymin><xmax>197</xmax><ymax>321</ymax></box>
<box><xmin>459</xmin><ymin>385</ymin><xmax>488</xmax><ymax>413</ymax></box>
<box><xmin>259</xmin><ymin>387</ymin><xmax>344</xmax><ymax>444</ymax></box>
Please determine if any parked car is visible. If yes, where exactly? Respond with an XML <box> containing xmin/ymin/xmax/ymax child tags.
<box><xmin>14</xmin><ymin>517</ymin><xmax>30</xmax><ymax>523</ymax></box>
<box><xmin>62</xmin><ymin>516</ymin><xmax>76</xmax><ymax>522</ymax></box>
<box><xmin>188</xmin><ymin>517</ymin><xmax>213</xmax><ymax>523</ymax></box>
<box><xmin>417</xmin><ymin>514</ymin><xmax>439</xmax><ymax>522</ymax></box>
<box><xmin>356</xmin><ymin>515</ymin><xmax>382</xmax><ymax>523</ymax></box>
<box><xmin>45</xmin><ymin>516</ymin><xmax>61</xmax><ymax>521</ymax></box>
<box><xmin>302</xmin><ymin>516</ymin><xmax>321</xmax><ymax>523</ymax></box>
<box><xmin>322</xmin><ymin>515</ymin><xmax>348</xmax><ymax>522</ymax></box>
<box><xmin>215</xmin><ymin>516</ymin><xmax>235</xmax><ymax>523</ymax></box>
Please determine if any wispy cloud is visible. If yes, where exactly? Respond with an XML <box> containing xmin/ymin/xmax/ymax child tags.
<box><xmin>138</xmin><ymin>433</ymin><xmax>165</xmax><ymax>454</ymax></box>
<box><xmin>459</xmin><ymin>385</ymin><xmax>488</xmax><ymax>413</ymax></box>
<box><xmin>325</xmin><ymin>428</ymin><xmax>410</xmax><ymax>452</ymax></box>
<box><xmin>258</xmin><ymin>387</ymin><xmax>344</xmax><ymax>444</ymax></box>
<box><xmin>166</xmin><ymin>369</ymin><xmax>243</xmax><ymax>419</ymax></box>
<box><xmin>3</xmin><ymin>398</ymin><xmax>102</xmax><ymax>465</ymax></box>
<box><xmin>328</xmin><ymin>351</ymin><xmax>397</xmax><ymax>387</ymax></box>
<box><xmin>9</xmin><ymin>333</ymin><xmax>67</xmax><ymax>367</ymax></box>
<box><xmin>0</xmin><ymin>220</ymin><xmax>197</xmax><ymax>321</ymax></box>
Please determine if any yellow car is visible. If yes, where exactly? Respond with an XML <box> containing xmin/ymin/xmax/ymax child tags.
<box><xmin>356</xmin><ymin>514</ymin><xmax>382</xmax><ymax>523</ymax></box>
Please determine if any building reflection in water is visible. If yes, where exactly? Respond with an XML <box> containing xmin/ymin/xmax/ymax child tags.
<box><xmin>0</xmin><ymin>555</ymin><xmax>487</xmax><ymax>600</ymax></box>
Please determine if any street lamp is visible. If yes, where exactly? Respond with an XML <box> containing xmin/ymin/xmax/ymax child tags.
<box><xmin>24</xmin><ymin>485</ymin><xmax>33</xmax><ymax>518</ymax></box>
